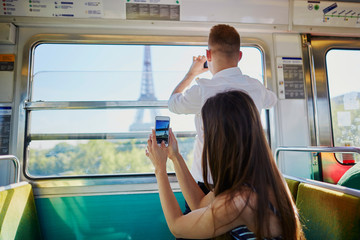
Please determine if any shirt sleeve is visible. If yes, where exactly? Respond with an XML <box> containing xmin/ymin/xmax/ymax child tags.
<box><xmin>262</xmin><ymin>87</ymin><xmax>277</xmax><ymax>109</ymax></box>
<box><xmin>168</xmin><ymin>85</ymin><xmax>202</xmax><ymax>114</ymax></box>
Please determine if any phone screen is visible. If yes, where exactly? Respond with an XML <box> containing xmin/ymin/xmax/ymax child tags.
<box><xmin>155</xmin><ymin>119</ymin><xmax>170</xmax><ymax>145</ymax></box>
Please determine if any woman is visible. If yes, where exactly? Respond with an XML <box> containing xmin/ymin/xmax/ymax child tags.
<box><xmin>146</xmin><ymin>90</ymin><xmax>305</xmax><ymax>239</ymax></box>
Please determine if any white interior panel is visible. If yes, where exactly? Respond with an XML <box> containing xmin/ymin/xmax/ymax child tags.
<box><xmin>274</xmin><ymin>33</ymin><xmax>311</xmax><ymax>178</ymax></box>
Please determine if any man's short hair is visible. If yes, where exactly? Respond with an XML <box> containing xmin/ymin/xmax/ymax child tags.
<box><xmin>208</xmin><ymin>24</ymin><xmax>240</xmax><ymax>58</ymax></box>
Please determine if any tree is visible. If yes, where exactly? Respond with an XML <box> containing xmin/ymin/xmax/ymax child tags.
<box><xmin>27</xmin><ymin>137</ymin><xmax>195</xmax><ymax>177</ymax></box>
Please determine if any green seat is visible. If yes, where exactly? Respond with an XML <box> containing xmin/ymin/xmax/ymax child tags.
<box><xmin>35</xmin><ymin>192</ymin><xmax>185</xmax><ymax>239</ymax></box>
<box><xmin>45</xmin><ymin>196</ymin><xmax>132</xmax><ymax>240</ymax></box>
<box><xmin>296</xmin><ymin>183</ymin><xmax>360</xmax><ymax>240</ymax></box>
<box><xmin>285</xmin><ymin>178</ymin><xmax>300</xmax><ymax>201</ymax></box>
<box><xmin>337</xmin><ymin>162</ymin><xmax>360</xmax><ymax>190</ymax></box>
<box><xmin>0</xmin><ymin>182</ymin><xmax>42</xmax><ymax>240</ymax></box>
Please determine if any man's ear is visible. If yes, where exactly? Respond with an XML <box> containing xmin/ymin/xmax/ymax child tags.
<box><xmin>206</xmin><ymin>49</ymin><xmax>212</xmax><ymax>61</ymax></box>
<box><xmin>238</xmin><ymin>51</ymin><xmax>243</xmax><ymax>62</ymax></box>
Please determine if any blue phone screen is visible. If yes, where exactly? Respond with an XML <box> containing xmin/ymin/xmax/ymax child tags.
<box><xmin>155</xmin><ymin>120</ymin><xmax>170</xmax><ymax>144</ymax></box>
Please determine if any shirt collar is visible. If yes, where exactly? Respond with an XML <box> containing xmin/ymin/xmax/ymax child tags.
<box><xmin>212</xmin><ymin>67</ymin><xmax>242</xmax><ymax>79</ymax></box>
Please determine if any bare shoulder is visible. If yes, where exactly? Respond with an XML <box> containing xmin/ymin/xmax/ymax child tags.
<box><xmin>172</xmin><ymin>189</ymin><xmax>262</xmax><ymax>238</ymax></box>
<box><xmin>209</xmin><ymin>190</ymin><xmax>254</xmax><ymax>233</ymax></box>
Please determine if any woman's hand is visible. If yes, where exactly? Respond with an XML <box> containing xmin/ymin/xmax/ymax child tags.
<box><xmin>167</xmin><ymin>128</ymin><xmax>180</xmax><ymax>161</ymax></box>
<box><xmin>146</xmin><ymin>129</ymin><xmax>168</xmax><ymax>173</ymax></box>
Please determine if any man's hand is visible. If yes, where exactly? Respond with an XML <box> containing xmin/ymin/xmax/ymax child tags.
<box><xmin>187</xmin><ymin>55</ymin><xmax>208</xmax><ymax>77</ymax></box>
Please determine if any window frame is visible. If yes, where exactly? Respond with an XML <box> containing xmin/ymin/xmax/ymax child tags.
<box><xmin>325</xmin><ymin>47</ymin><xmax>360</xmax><ymax>164</ymax></box>
<box><xmin>23</xmin><ymin>34</ymin><xmax>270</xmax><ymax>180</ymax></box>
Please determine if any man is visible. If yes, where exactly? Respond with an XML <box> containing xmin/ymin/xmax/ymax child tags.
<box><xmin>168</xmin><ymin>24</ymin><xmax>277</xmax><ymax>199</ymax></box>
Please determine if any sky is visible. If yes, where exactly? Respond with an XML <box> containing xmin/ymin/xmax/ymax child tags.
<box><xmin>326</xmin><ymin>49</ymin><xmax>360</xmax><ymax>98</ymax></box>
<box><xmin>30</xmin><ymin>44</ymin><xmax>263</xmax><ymax>137</ymax></box>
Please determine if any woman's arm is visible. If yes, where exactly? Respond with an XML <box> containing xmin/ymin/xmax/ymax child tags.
<box><xmin>155</xmin><ymin>174</ymin><xmax>245</xmax><ymax>239</ymax></box>
<box><xmin>153</xmin><ymin>166</ymin><xmax>216</xmax><ymax>238</ymax></box>
<box><xmin>167</xmin><ymin>128</ymin><xmax>213</xmax><ymax>210</ymax></box>
<box><xmin>145</xmin><ymin>130</ymin><xmax>188</xmax><ymax>233</ymax></box>
<box><xmin>146</xmin><ymin>130</ymin><xmax>244</xmax><ymax>238</ymax></box>
<box><xmin>146</xmin><ymin>129</ymin><xmax>210</xmax><ymax>210</ymax></box>
<box><xmin>154</xmin><ymin>167</ymin><xmax>243</xmax><ymax>239</ymax></box>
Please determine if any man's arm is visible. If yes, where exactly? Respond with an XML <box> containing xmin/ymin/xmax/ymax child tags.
<box><xmin>264</xmin><ymin>88</ymin><xmax>277</xmax><ymax>108</ymax></box>
<box><xmin>170</xmin><ymin>55</ymin><xmax>208</xmax><ymax>97</ymax></box>
<box><xmin>168</xmin><ymin>56</ymin><xmax>208</xmax><ymax>114</ymax></box>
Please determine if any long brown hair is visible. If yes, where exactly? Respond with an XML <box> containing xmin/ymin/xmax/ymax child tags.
<box><xmin>201</xmin><ymin>91</ymin><xmax>304</xmax><ymax>239</ymax></box>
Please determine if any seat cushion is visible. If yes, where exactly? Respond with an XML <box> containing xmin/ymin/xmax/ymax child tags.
<box><xmin>296</xmin><ymin>183</ymin><xmax>360</xmax><ymax>240</ymax></box>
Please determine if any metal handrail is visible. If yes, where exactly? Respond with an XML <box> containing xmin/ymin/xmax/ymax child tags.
<box><xmin>0</xmin><ymin>155</ymin><xmax>20</xmax><ymax>184</ymax></box>
<box><xmin>274</xmin><ymin>146</ymin><xmax>360</xmax><ymax>166</ymax></box>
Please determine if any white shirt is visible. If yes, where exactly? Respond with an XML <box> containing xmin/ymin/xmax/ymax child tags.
<box><xmin>168</xmin><ymin>67</ymin><xmax>277</xmax><ymax>183</ymax></box>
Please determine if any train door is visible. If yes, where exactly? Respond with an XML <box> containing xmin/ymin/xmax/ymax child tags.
<box><xmin>302</xmin><ymin>35</ymin><xmax>360</xmax><ymax>183</ymax></box>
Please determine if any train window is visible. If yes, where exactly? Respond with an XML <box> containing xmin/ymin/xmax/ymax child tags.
<box><xmin>327</xmin><ymin>49</ymin><xmax>360</xmax><ymax>163</ymax></box>
<box><xmin>26</xmin><ymin>43</ymin><xmax>264</xmax><ymax>178</ymax></box>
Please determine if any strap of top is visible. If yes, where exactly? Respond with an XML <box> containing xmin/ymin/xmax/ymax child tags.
<box><xmin>268</xmin><ymin>202</ymin><xmax>280</xmax><ymax>217</ymax></box>
<box><xmin>230</xmin><ymin>225</ymin><xmax>283</xmax><ymax>240</ymax></box>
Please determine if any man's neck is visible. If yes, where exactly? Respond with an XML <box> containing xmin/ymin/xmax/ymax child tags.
<box><xmin>211</xmin><ymin>64</ymin><xmax>238</xmax><ymax>75</ymax></box>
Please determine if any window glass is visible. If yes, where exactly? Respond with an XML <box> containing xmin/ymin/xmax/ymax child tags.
<box><xmin>27</xmin><ymin>138</ymin><xmax>196</xmax><ymax>176</ymax></box>
<box><xmin>326</xmin><ymin>49</ymin><xmax>360</xmax><ymax>163</ymax></box>
<box><xmin>30</xmin><ymin>109</ymin><xmax>194</xmax><ymax>134</ymax></box>
<box><xmin>28</xmin><ymin>43</ymin><xmax>265</xmax><ymax>177</ymax></box>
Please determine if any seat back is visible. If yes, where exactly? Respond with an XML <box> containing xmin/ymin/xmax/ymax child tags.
<box><xmin>0</xmin><ymin>182</ymin><xmax>42</xmax><ymax>240</ymax></box>
<box><xmin>296</xmin><ymin>183</ymin><xmax>360</xmax><ymax>240</ymax></box>
<box><xmin>285</xmin><ymin>178</ymin><xmax>300</xmax><ymax>201</ymax></box>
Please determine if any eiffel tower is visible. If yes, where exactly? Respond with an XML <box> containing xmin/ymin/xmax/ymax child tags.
<box><xmin>129</xmin><ymin>45</ymin><xmax>158</xmax><ymax>131</ymax></box>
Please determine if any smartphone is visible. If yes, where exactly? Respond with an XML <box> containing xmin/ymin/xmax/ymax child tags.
<box><xmin>204</xmin><ymin>61</ymin><xmax>208</xmax><ymax>68</ymax></box>
<box><xmin>155</xmin><ymin>116</ymin><xmax>170</xmax><ymax>146</ymax></box>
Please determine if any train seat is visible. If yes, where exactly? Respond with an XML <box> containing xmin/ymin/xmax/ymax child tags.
<box><xmin>2</xmin><ymin>177</ymin><xmax>359</xmax><ymax>240</ymax></box>
<box><xmin>296</xmin><ymin>182</ymin><xmax>360</xmax><ymax>240</ymax></box>
<box><xmin>41</xmin><ymin>195</ymin><xmax>132</xmax><ymax>240</ymax></box>
<box><xmin>285</xmin><ymin>178</ymin><xmax>300</xmax><ymax>201</ymax></box>
<box><xmin>0</xmin><ymin>182</ymin><xmax>42</xmax><ymax>240</ymax></box>
<box><xmin>337</xmin><ymin>162</ymin><xmax>360</xmax><ymax>190</ymax></box>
